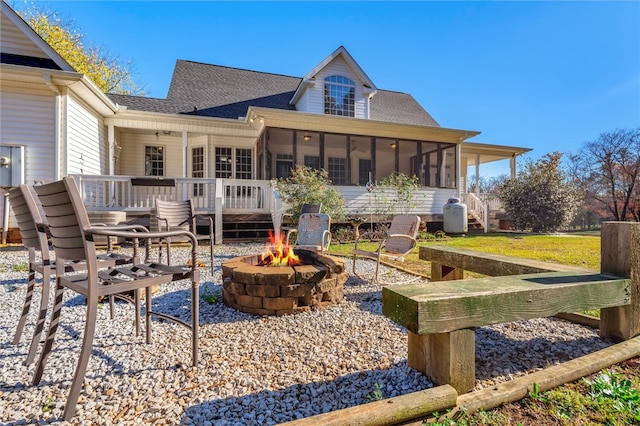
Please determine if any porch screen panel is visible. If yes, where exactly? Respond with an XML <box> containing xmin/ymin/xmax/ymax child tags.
<box><xmin>304</xmin><ymin>155</ymin><xmax>320</xmax><ymax>170</ymax></box>
<box><xmin>275</xmin><ymin>153</ymin><xmax>293</xmax><ymax>179</ymax></box>
<box><xmin>328</xmin><ymin>157</ymin><xmax>347</xmax><ymax>185</ymax></box>
<box><xmin>215</xmin><ymin>147</ymin><xmax>232</xmax><ymax>178</ymax></box>
<box><xmin>358</xmin><ymin>159</ymin><xmax>371</xmax><ymax>185</ymax></box>
<box><xmin>441</xmin><ymin>145</ymin><xmax>456</xmax><ymax>188</ymax></box>
<box><xmin>236</xmin><ymin>148</ymin><xmax>252</xmax><ymax>179</ymax></box>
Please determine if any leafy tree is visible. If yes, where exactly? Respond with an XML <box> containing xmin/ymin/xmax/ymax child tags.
<box><xmin>499</xmin><ymin>152</ymin><xmax>581</xmax><ymax>232</ymax></box>
<box><xmin>275</xmin><ymin>165</ymin><xmax>346</xmax><ymax>224</ymax></box>
<box><xmin>568</xmin><ymin>128</ymin><xmax>640</xmax><ymax>222</ymax></box>
<box><xmin>16</xmin><ymin>4</ymin><xmax>144</xmax><ymax>95</ymax></box>
<box><xmin>375</xmin><ymin>172</ymin><xmax>421</xmax><ymax>215</ymax></box>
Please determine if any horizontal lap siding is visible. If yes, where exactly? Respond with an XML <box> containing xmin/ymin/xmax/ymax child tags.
<box><xmin>0</xmin><ymin>85</ymin><xmax>56</xmax><ymax>228</ymax></box>
<box><xmin>339</xmin><ymin>186</ymin><xmax>456</xmax><ymax>215</ymax></box>
<box><xmin>302</xmin><ymin>57</ymin><xmax>367</xmax><ymax>118</ymax></box>
<box><xmin>0</xmin><ymin>13</ymin><xmax>47</xmax><ymax>57</ymax></box>
<box><xmin>67</xmin><ymin>96</ymin><xmax>106</xmax><ymax>175</ymax></box>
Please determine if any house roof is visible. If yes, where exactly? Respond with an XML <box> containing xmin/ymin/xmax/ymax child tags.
<box><xmin>107</xmin><ymin>58</ymin><xmax>440</xmax><ymax>127</ymax></box>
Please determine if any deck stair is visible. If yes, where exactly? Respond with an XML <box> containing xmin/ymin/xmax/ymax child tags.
<box><xmin>222</xmin><ymin>214</ymin><xmax>273</xmax><ymax>242</ymax></box>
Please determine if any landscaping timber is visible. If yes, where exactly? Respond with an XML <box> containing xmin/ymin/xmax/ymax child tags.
<box><xmin>384</xmin><ymin>222</ymin><xmax>638</xmax><ymax>394</ymax></box>
<box><xmin>420</xmin><ymin>244</ymin><xmax>592</xmax><ymax>279</ymax></box>
<box><xmin>279</xmin><ymin>384</ymin><xmax>458</xmax><ymax>426</ymax></box>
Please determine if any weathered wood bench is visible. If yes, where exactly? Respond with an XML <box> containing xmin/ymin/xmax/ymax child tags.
<box><xmin>382</xmin><ymin>222</ymin><xmax>639</xmax><ymax>394</ymax></box>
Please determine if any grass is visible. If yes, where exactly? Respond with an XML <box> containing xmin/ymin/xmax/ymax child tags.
<box><xmin>329</xmin><ymin>232</ymin><xmax>640</xmax><ymax>425</ymax></box>
<box><xmin>328</xmin><ymin>232</ymin><xmax>600</xmax><ymax>278</ymax></box>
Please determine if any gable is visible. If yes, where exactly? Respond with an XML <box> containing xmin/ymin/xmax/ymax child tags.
<box><xmin>0</xmin><ymin>2</ymin><xmax>73</xmax><ymax>71</ymax></box>
<box><xmin>290</xmin><ymin>46</ymin><xmax>377</xmax><ymax>111</ymax></box>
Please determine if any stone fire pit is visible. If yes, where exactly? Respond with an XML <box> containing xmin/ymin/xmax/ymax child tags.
<box><xmin>221</xmin><ymin>250</ymin><xmax>348</xmax><ymax>316</ymax></box>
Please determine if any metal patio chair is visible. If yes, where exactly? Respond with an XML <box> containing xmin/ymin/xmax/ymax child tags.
<box><xmin>286</xmin><ymin>212</ymin><xmax>332</xmax><ymax>252</ymax></box>
<box><xmin>31</xmin><ymin>176</ymin><xmax>200</xmax><ymax>421</ymax></box>
<box><xmin>155</xmin><ymin>199</ymin><xmax>214</xmax><ymax>268</ymax></box>
<box><xmin>352</xmin><ymin>214</ymin><xmax>421</xmax><ymax>284</ymax></box>
<box><xmin>6</xmin><ymin>184</ymin><xmax>134</xmax><ymax>365</ymax></box>
<box><xmin>281</xmin><ymin>203</ymin><xmax>322</xmax><ymax>241</ymax></box>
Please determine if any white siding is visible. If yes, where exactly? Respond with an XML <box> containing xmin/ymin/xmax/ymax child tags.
<box><xmin>0</xmin><ymin>12</ymin><xmax>49</xmax><ymax>58</ymax></box>
<box><xmin>0</xmin><ymin>84</ymin><xmax>56</xmax><ymax>229</ymax></box>
<box><xmin>295</xmin><ymin>57</ymin><xmax>367</xmax><ymax>118</ymax></box>
<box><xmin>67</xmin><ymin>95</ymin><xmax>106</xmax><ymax>175</ymax></box>
<box><xmin>339</xmin><ymin>186</ymin><xmax>456</xmax><ymax>216</ymax></box>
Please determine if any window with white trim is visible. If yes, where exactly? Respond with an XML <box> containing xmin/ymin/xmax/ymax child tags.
<box><xmin>328</xmin><ymin>157</ymin><xmax>347</xmax><ymax>185</ymax></box>
<box><xmin>192</xmin><ymin>146</ymin><xmax>205</xmax><ymax>196</ymax></box>
<box><xmin>324</xmin><ymin>75</ymin><xmax>355</xmax><ymax>117</ymax></box>
<box><xmin>145</xmin><ymin>146</ymin><xmax>164</xmax><ymax>176</ymax></box>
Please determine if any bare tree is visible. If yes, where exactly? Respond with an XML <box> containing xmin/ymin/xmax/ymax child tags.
<box><xmin>570</xmin><ymin>128</ymin><xmax>640</xmax><ymax>222</ymax></box>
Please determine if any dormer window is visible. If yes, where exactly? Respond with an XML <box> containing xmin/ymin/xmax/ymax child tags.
<box><xmin>324</xmin><ymin>75</ymin><xmax>355</xmax><ymax>117</ymax></box>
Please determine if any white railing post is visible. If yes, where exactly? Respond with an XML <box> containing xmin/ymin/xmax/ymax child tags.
<box><xmin>214</xmin><ymin>178</ymin><xmax>224</xmax><ymax>244</ymax></box>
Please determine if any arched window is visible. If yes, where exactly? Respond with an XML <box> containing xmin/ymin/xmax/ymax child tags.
<box><xmin>324</xmin><ymin>75</ymin><xmax>355</xmax><ymax>117</ymax></box>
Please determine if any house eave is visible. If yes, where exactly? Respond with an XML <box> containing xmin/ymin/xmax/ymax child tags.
<box><xmin>248</xmin><ymin>106</ymin><xmax>479</xmax><ymax>143</ymax></box>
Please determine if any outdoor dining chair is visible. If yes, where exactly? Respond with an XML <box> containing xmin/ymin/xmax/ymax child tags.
<box><xmin>155</xmin><ymin>199</ymin><xmax>214</xmax><ymax>267</ymax></box>
<box><xmin>286</xmin><ymin>212</ymin><xmax>332</xmax><ymax>252</ymax></box>
<box><xmin>6</xmin><ymin>184</ymin><xmax>135</xmax><ymax>365</ymax></box>
<box><xmin>31</xmin><ymin>176</ymin><xmax>200</xmax><ymax>421</ymax></box>
<box><xmin>281</xmin><ymin>203</ymin><xmax>322</xmax><ymax>241</ymax></box>
<box><xmin>352</xmin><ymin>214</ymin><xmax>421</xmax><ymax>284</ymax></box>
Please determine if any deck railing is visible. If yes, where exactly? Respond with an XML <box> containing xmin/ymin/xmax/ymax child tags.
<box><xmin>462</xmin><ymin>192</ymin><xmax>489</xmax><ymax>233</ymax></box>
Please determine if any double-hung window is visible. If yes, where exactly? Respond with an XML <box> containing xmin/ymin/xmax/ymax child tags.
<box><xmin>145</xmin><ymin>146</ymin><xmax>164</xmax><ymax>176</ymax></box>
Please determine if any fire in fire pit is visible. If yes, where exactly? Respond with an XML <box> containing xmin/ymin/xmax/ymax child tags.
<box><xmin>222</xmin><ymin>235</ymin><xmax>348</xmax><ymax>316</ymax></box>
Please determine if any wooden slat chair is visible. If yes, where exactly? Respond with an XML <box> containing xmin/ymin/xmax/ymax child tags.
<box><xmin>155</xmin><ymin>199</ymin><xmax>214</xmax><ymax>268</ymax></box>
<box><xmin>286</xmin><ymin>213</ymin><xmax>332</xmax><ymax>252</ymax></box>
<box><xmin>7</xmin><ymin>184</ymin><xmax>135</xmax><ymax>365</ymax></box>
<box><xmin>352</xmin><ymin>214</ymin><xmax>421</xmax><ymax>284</ymax></box>
<box><xmin>281</xmin><ymin>203</ymin><xmax>322</xmax><ymax>242</ymax></box>
<box><xmin>31</xmin><ymin>176</ymin><xmax>200</xmax><ymax>422</ymax></box>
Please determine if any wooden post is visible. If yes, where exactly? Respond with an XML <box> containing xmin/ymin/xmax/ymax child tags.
<box><xmin>430</xmin><ymin>262</ymin><xmax>463</xmax><ymax>281</ymax></box>
<box><xmin>600</xmin><ymin>221</ymin><xmax>640</xmax><ymax>342</ymax></box>
<box><xmin>407</xmin><ymin>329</ymin><xmax>475</xmax><ymax>394</ymax></box>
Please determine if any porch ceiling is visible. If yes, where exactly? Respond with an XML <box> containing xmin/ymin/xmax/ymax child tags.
<box><xmin>460</xmin><ymin>141</ymin><xmax>532</xmax><ymax>166</ymax></box>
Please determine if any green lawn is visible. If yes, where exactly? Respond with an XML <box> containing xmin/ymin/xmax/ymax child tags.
<box><xmin>329</xmin><ymin>232</ymin><xmax>601</xmax><ymax>278</ymax></box>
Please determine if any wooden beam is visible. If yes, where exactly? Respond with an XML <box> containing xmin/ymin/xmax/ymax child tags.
<box><xmin>383</xmin><ymin>272</ymin><xmax>630</xmax><ymax>335</ymax></box>
<box><xmin>600</xmin><ymin>222</ymin><xmax>640</xmax><ymax>341</ymax></box>
<box><xmin>278</xmin><ymin>384</ymin><xmax>458</xmax><ymax>426</ymax></box>
<box><xmin>420</xmin><ymin>245</ymin><xmax>592</xmax><ymax>277</ymax></box>
<box><xmin>408</xmin><ymin>329</ymin><xmax>475</xmax><ymax>394</ymax></box>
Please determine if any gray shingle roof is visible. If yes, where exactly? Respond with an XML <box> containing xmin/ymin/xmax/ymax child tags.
<box><xmin>107</xmin><ymin>59</ymin><xmax>440</xmax><ymax>126</ymax></box>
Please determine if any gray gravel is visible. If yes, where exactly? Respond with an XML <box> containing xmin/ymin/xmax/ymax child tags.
<box><xmin>0</xmin><ymin>243</ymin><xmax>611</xmax><ymax>425</ymax></box>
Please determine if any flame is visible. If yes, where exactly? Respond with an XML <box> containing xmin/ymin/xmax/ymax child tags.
<box><xmin>261</xmin><ymin>230</ymin><xmax>300</xmax><ymax>267</ymax></box>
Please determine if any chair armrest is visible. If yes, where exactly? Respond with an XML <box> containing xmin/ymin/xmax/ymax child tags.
<box><xmin>322</xmin><ymin>230</ymin><xmax>331</xmax><ymax>252</ymax></box>
<box><xmin>193</xmin><ymin>214</ymin><xmax>214</xmax><ymax>231</ymax></box>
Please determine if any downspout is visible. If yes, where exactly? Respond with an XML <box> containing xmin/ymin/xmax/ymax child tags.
<box><xmin>43</xmin><ymin>74</ymin><xmax>62</xmax><ymax>180</ymax></box>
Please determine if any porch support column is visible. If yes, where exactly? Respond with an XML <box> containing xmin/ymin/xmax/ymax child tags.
<box><xmin>456</xmin><ymin>143</ymin><xmax>462</xmax><ymax>198</ymax></box>
<box><xmin>346</xmin><ymin>135</ymin><xmax>352</xmax><ymax>185</ymax></box>
<box><xmin>394</xmin><ymin>139</ymin><xmax>400</xmax><ymax>173</ymax></box>
<box><xmin>510</xmin><ymin>154</ymin><xmax>516</xmax><ymax>179</ymax></box>
<box><xmin>182</xmin><ymin>131</ymin><xmax>188</xmax><ymax>178</ymax></box>
<box><xmin>292</xmin><ymin>131</ymin><xmax>297</xmax><ymax>167</ymax></box>
<box><xmin>475</xmin><ymin>154</ymin><xmax>480</xmax><ymax>194</ymax></box>
<box><xmin>262</xmin><ymin>130</ymin><xmax>268</xmax><ymax>179</ymax></box>
<box><xmin>319</xmin><ymin>133</ymin><xmax>325</xmax><ymax>169</ymax></box>
<box><xmin>370</xmin><ymin>137</ymin><xmax>376</xmax><ymax>182</ymax></box>
<box><xmin>108</xmin><ymin>124</ymin><xmax>115</xmax><ymax>176</ymax></box>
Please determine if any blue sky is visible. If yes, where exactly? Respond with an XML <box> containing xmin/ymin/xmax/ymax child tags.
<box><xmin>14</xmin><ymin>1</ymin><xmax>640</xmax><ymax>177</ymax></box>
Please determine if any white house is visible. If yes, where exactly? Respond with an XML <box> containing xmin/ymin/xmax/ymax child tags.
<box><xmin>0</xmin><ymin>1</ymin><xmax>530</xmax><ymax>242</ymax></box>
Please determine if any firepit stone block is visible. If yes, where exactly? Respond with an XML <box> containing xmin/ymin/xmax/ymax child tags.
<box><xmin>222</xmin><ymin>251</ymin><xmax>348</xmax><ymax>316</ymax></box>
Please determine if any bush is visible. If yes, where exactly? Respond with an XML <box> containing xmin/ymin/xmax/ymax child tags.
<box><xmin>375</xmin><ymin>172</ymin><xmax>421</xmax><ymax>215</ymax></box>
<box><xmin>499</xmin><ymin>153</ymin><xmax>581</xmax><ymax>232</ymax></box>
<box><xmin>275</xmin><ymin>165</ymin><xmax>347</xmax><ymax>224</ymax></box>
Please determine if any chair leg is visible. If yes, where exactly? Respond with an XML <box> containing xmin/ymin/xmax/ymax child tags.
<box><xmin>191</xmin><ymin>277</ymin><xmax>199</xmax><ymax>367</ymax></box>
<box><xmin>134</xmin><ymin>289</ymin><xmax>141</xmax><ymax>337</ymax></box>
<box><xmin>374</xmin><ymin>259</ymin><xmax>381</xmax><ymax>284</ymax></box>
<box><xmin>209</xmin><ymin>240</ymin><xmax>214</xmax><ymax>269</ymax></box>
<box><xmin>13</xmin><ymin>266</ymin><xmax>36</xmax><ymax>345</ymax></box>
<box><xmin>62</xmin><ymin>294</ymin><xmax>99</xmax><ymax>421</ymax></box>
<box><xmin>32</xmin><ymin>281</ymin><xmax>64</xmax><ymax>385</ymax></box>
<box><xmin>145</xmin><ymin>286</ymin><xmax>152</xmax><ymax>344</ymax></box>
<box><xmin>25</xmin><ymin>265</ymin><xmax>51</xmax><ymax>365</ymax></box>
<box><xmin>109</xmin><ymin>295</ymin><xmax>115</xmax><ymax>320</ymax></box>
